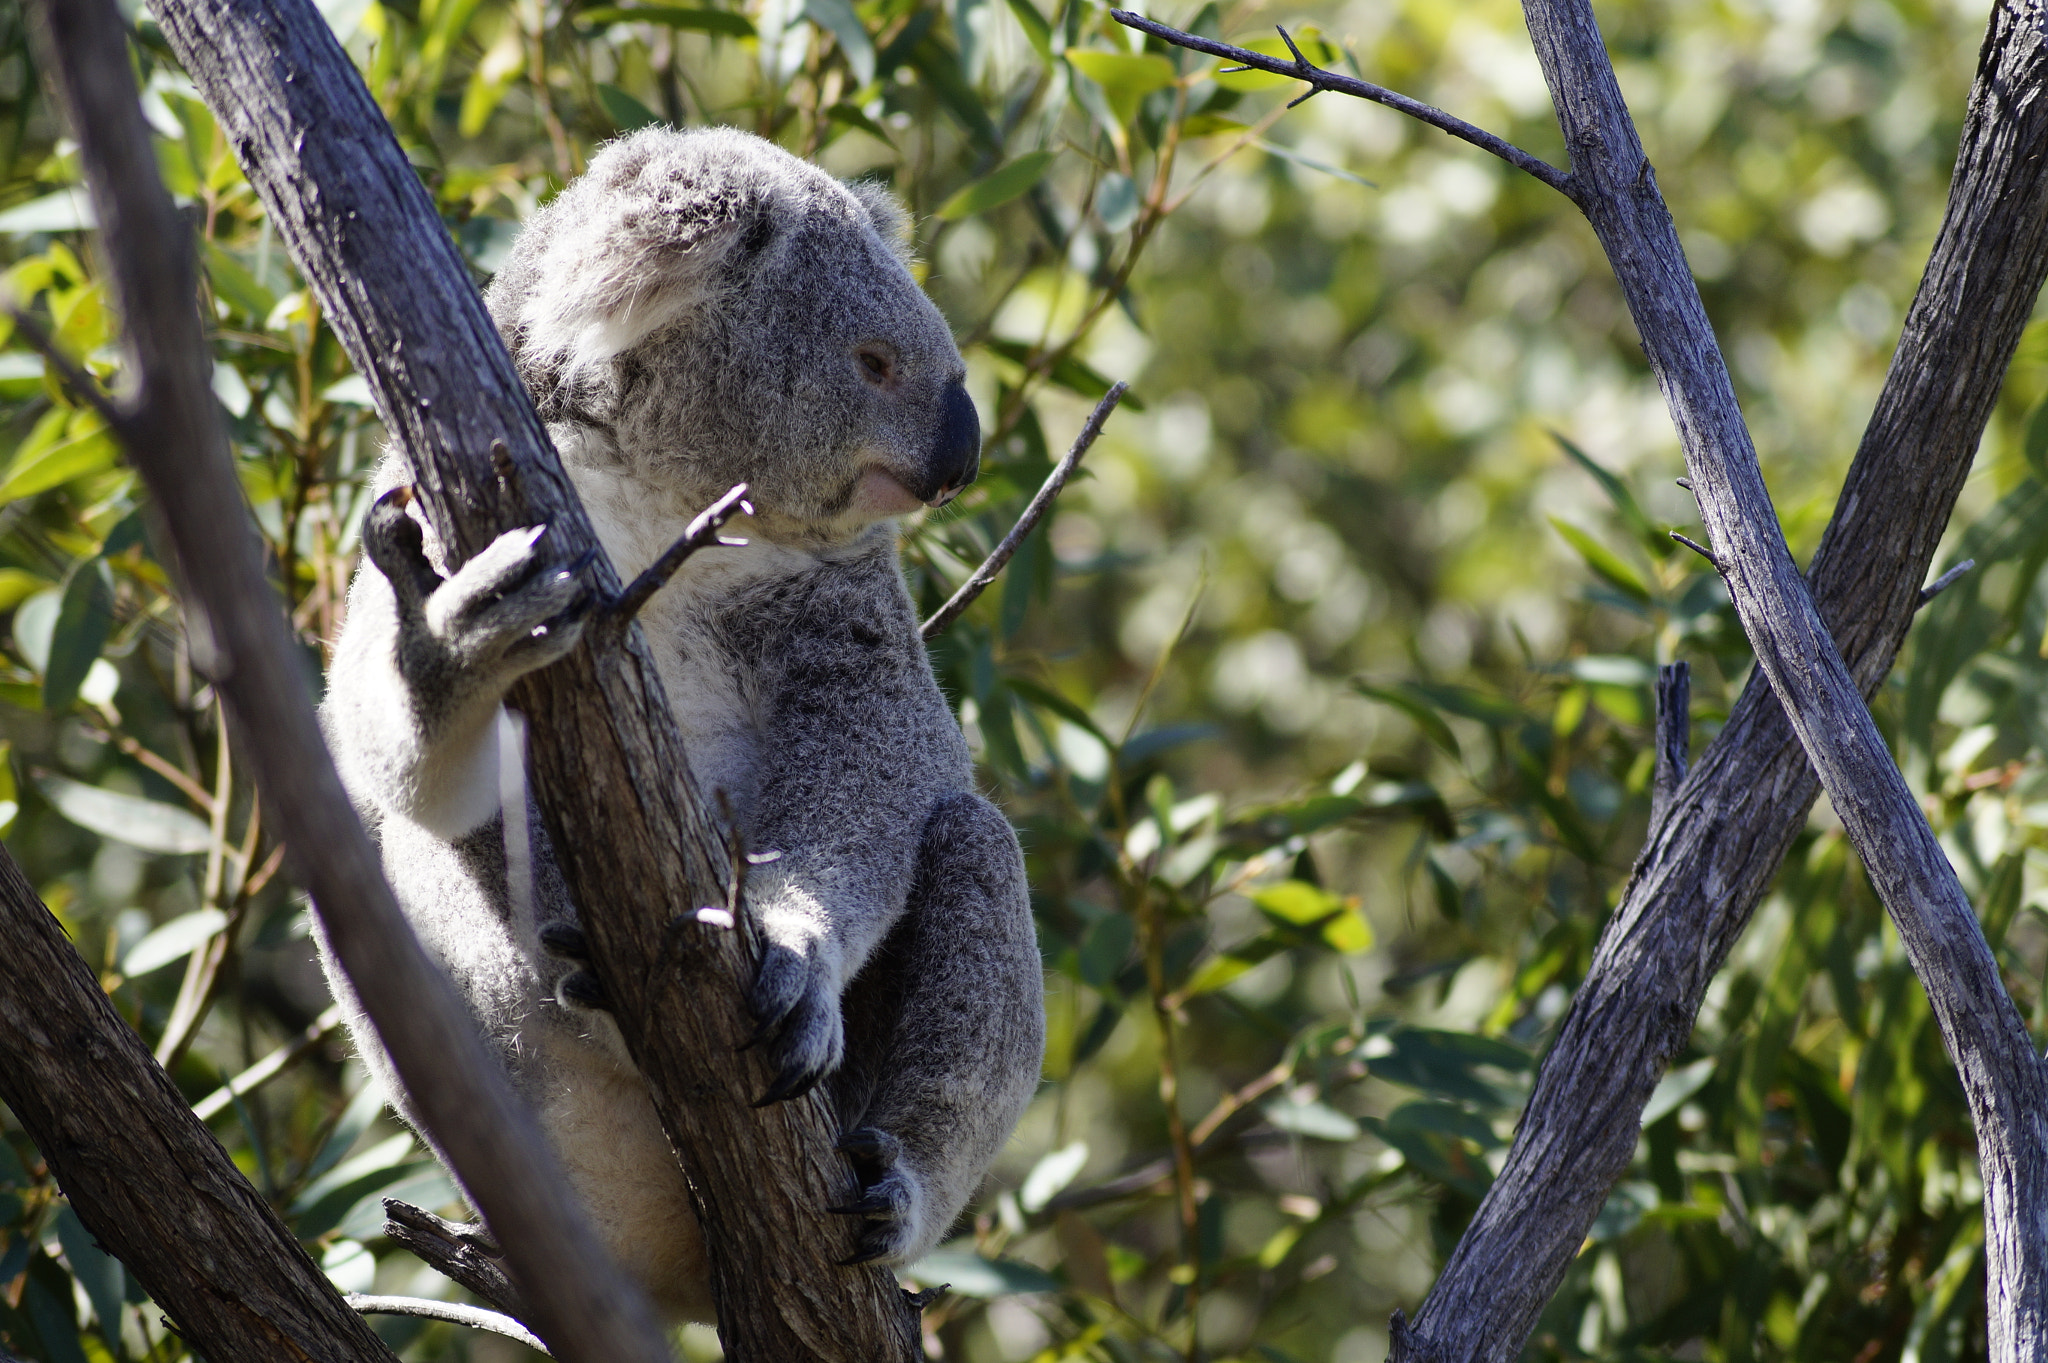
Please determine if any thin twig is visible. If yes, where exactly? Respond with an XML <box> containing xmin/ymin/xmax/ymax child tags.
<box><xmin>603</xmin><ymin>482</ymin><xmax>752</xmax><ymax>625</ymax></box>
<box><xmin>1919</xmin><ymin>558</ymin><xmax>1975</xmax><ymax>605</ymax></box>
<box><xmin>191</xmin><ymin>1003</ymin><xmax>345</xmax><ymax>1122</ymax></box>
<box><xmin>345</xmin><ymin>1295</ymin><xmax>549</xmax><ymax>1353</ymax></box>
<box><xmin>1669</xmin><ymin>531</ymin><xmax>1720</xmax><ymax>570</ymax></box>
<box><xmin>1108</xmin><ymin>12</ymin><xmax>1576</xmax><ymax>199</ymax></box>
<box><xmin>6</xmin><ymin>309</ymin><xmax>131</xmax><ymax>434</ymax></box>
<box><xmin>921</xmin><ymin>383</ymin><xmax>1127</xmax><ymax>640</ymax></box>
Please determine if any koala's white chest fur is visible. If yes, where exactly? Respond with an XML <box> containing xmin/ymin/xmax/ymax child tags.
<box><xmin>568</xmin><ymin>459</ymin><xmax>819</xmax><ymax>819</ymax></box>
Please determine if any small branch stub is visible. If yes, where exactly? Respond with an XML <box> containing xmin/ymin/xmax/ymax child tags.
<box><xmin>605</xmin><ymin>482</ymin><xmax>753</xmax><ymax>624</ymax></box>
<box><xmin>922</xmin><ymin>382</ymin><xmax>1127</xmax><ymax>639</ymax></box>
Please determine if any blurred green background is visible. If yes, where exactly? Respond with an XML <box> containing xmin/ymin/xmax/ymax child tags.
<box><xmin>0</xmin><ymin>0</ymin><xmax>2045</xmax><ymax>1357</ymax></box>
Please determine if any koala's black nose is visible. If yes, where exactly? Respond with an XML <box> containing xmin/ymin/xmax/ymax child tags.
<box><xmin>924</xmin><ymin>381</ymin><xmax>980</xmax><ymax>505</ymax></box>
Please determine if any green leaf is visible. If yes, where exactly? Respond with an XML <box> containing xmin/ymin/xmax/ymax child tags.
<box><xmin>1549</xmin><ymin>517</ymin><xmax>1651</xmax><ymax>604</ymax></box>
<box><xmin>203</xmin><ymin>241</ymin><xmax>277</xmax><ymax>322</ymax></box>
<box><xmin>121</xmin><ymin>908</ymin><xmax>230</xmax><ymax>976</ymax></box>
<box><xmin>1065</xmin><ymin>50</ymin><xmax>1177</xmax><ymax>97</ymax></box>
<box><xmin>2027</xmin><ymin>396</ymin><xmax>2048</xmax><ymax>485</ymax></box>
<box><xmin>823</xmin><ymin>102</ymin><xmax>893</xmax><ymax>144</ymax></box>
<box><xmin>43</xmin><ymin>559</ymin><xmax>113</xmax><ymax>713</ymax></box>
<box><xmin>937</xmin><ymin>151</ymin><xmax>1056</xmax><ymax>220</ymax></box>
<box><xmin>0</xmin><ymin>189</ymin><xmax>95</xmax><ymax>235</ymax></box>
<box><xmin>1353</xmin><ymin>681</ymin><xmax>1461</xmax><ymax>760</ymax></box>
<box><xmin>37</xmin><ymin>774</ymin><xmax>215</xmax><ymax>854</ymax></box>
<box><xmin>579</xmin><ymin>4</ymin><xmax>756</xmax><ymax>34</ymax></box>
<box><xmin>1000</xmin><ymin>0</ymin><xmax>1051</xmax><ymax>64</ymax></box>
<box><xmin>596</xmin><ymin>83</ymin><xmax>662</xmax><ymax>132</ymax></box>
<box><xmin>0</xmin><ymin>412</ymin><xmax>120</xmax><ymax>505</ymax></box>
<box><xmin>335</xmin><ymin>1167</ymin><xmax>459</xmax><ymax>1240</ymax></box>
<box><xmin>1005</xmin><ymin>676</ymin><xmax>1107</xmax><ymax>742</ymax></box>
<box><xmin>906</xmin><ymin>1247</ymin><xmax>1060</xmax><ymax>1296</ymax></box>
<box><xmin>804</xmin><ymin>0</ymin><xmax>876</xmax><ymax>85</ymax></box>
<box><xmin>1262</xmin><ymin>1094</ymin><xmax>1360</xmax><ymax>1141</ymax></box>
<box><xmin>54</xmin><ymin>1205</ymin><xmax>124</xmax><ymax>1354</ymax></box>
<box><xmin>1251</xmin><ymin>881</ymin><xmax>1372</xmax><ymax>951</ymax></box>
<box><xmin>1552</xmin><ymin>431</ymin><xmax>1663</xmax><ymax>553</ymax></box>
<box><xmin>1076</xmin><ymin>912</ymin><xmax>1134</xmax><ymax>989</ymax></box>
<box><xmin>1177</xmin><ymin>929</ymin><xmax>1287</xmax><ymax>998</ymax></box>
<box><xmin>1018</xmin><ymin>1141</ymin><xmax>1087</xmax><ymax>1211</ymax></box>
<box><xmin>980</xmin><ymin>338</ymin><xmax>1142</xmax><ymax>407</ymax></box>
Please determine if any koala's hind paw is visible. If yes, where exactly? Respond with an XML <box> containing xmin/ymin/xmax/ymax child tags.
<box><xmin>830</xmin><ymin>1126</ymin><xmax>927</xmax><ymax>1266</ymax></box>
<box><xmin>745</xmin><ymin>944</ymin><xmax>845</xmax><ymax>1106</ymax></box>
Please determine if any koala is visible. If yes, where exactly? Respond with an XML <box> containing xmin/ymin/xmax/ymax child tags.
<box><xmin>317</xmin><ymin>125</ymin><xmax>1045</xmax><ymax>1323</ymax></box>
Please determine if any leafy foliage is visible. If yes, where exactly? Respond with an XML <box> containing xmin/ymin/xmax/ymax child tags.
<box><xmin>0</xmin><ymin>0</ymin><xmax>2042</xmax><ymax>1359</ymax></box>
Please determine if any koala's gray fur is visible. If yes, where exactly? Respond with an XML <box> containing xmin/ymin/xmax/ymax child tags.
<box><xmin>317</xmin><ymin>125</ymin><xmax>1045</xmax><ymax>1322</ymax></box>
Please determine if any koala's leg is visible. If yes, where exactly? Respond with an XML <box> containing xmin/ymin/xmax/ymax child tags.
<box><xmin>323</xmin><ymin>490</ymin><xmax>593</xmax><ymax>837</ymax></box>
<box><xmin>829</xmin><ymin>792</ymin><xmax>1045</xmax><ymax>1266</ymax></box>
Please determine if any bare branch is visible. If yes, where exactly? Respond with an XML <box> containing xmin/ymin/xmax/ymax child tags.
<box><xmin>29</xmin><ymin>3</ymin><xmax>674</xmax><ymax>1360</ymax></box>
<box><xmin>922</xmin><ymin>382</ymin><xmax>1127</xmax><ymax>639</ymax></box>
<box><xmin>6</xmin><ymin>308</ymin><xmax>129</xmax><ymax>434</ymax></box>
<box><xmin>603</xmin><ymin>482</ymin><xmax>752</xmax><ymax>625</ymax></box>
<box><xmin>1392</xmin><ymin>0</ymin><xmax>2048</xmax><ymax>1358</ymax></box>
<box><xmin>1920</xmin><ymin>557</ymin><xmax>1975</xmax><ymax>605</ymax></box>
<box><xmin>381</xmin><ymin>1201</ymin><xmax>527</xmax><ymax>1321</ymax></box>
<box><xmin>1109</xmin><ymin>11</ymin><xmax>1576</xmax><ymax>198</ymax></box>
<box><xmin>1667</xmin><ymin>531</ymin><xmax>1720</xmax><ymax>570</ymax></box>
<box><xmin>345</xmin><ymin>1295</ymin><xmax>549</xmax><ymax>1353</ymax></box>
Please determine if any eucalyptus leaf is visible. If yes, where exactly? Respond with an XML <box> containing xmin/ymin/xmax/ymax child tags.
<box><xmin>37</xmin><ymin>774</ymin><xmax>215</xmax><ymax>855</ymax></box>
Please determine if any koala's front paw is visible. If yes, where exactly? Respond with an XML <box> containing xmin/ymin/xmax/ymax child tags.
<box><xmin>365</xmin><ymin>489</ymin><xmax>595</xmax><ymax>694</ymax></box>
<box><xmin>540</xmin><ymin>923</ymin><xmax>611</xmax><ymax>1011</ymax></box>
<box><xmin>746</xmin><ymin>943</ymin><xmax>845</xmax><ymax>1106</ymax></box>
<box><xmin>830</xmin><ymin>1127</ymin><xmax>930</xmax><ymax>1266</ymax></box>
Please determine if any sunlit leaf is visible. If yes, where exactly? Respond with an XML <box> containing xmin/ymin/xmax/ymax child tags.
<box><xmin>937</xmin><ymin>151</ymin><xmax>1056</xmax><ymax>220</ymax></box>
<box><xmin>906</xmin><ymin>1247</ymin><xmax>1060</xmax><ymax>1296</ymax></box>
<box><xmin>1262</xmin><ymin>1094</ymin><xmax>1360</xmax><ymax>1141</ymax></box>
<box><xmin>121</xmin><ymin>908</ymin><xmax>229</xmax><ymax>976</ymax></box>
<box><xmin>1019</xmin><ymin>1141</ymin><xmax>1088</xmax><ymax>1211</ymax></box>
<box><xmin>43</xmin><ymin>559</ymin><xmax>113</xmax><ymax>714</ymax></box>
<box><xmin>37</xmin><ymin>775</ymin><xmax>214</xmax><ymax>855</ymax></box>
<box><xmin>1549</xmin><ymin>516</ymin><xmax>1652</xmax><ymax>604</ymax></box>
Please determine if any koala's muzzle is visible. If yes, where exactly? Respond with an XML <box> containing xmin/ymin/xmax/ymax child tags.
<box><xmin>921</xmin><ymin>381</ymin><xmax>981</xmax><ymax>507</ymax></box>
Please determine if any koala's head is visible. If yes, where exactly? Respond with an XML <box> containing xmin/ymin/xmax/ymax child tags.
<box><xmin>485</xmin><ymin>126</ymin><xmax>979</xmax><ymax>544</ymax></box>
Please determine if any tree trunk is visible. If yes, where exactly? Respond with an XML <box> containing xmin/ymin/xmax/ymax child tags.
<box><xmin>145</xmin><ymin>0</ymin><xmax>927</xmax><ymax>1357</ymax></box>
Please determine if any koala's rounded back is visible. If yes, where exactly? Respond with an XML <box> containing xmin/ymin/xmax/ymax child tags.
<box><xmin>486</xmin><ymin>127</ymin><xmax>976</xmax><ymax>542</ymax></box>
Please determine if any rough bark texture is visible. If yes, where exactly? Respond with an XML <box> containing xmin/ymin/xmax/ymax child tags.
<box><xmin>29</xmin><ymin>3</ymin><xmax>674</xmax><ymax>1360</ymax></box>
<box><xmin>1393</xmin><ymin>1</ymin><xmax>2048</xmax><ymax>1358</ymax></box>
<box><xmin>145</xmin><ymin>0</ymin><xmax>926</xmax><ymax>1357</ymax></box>
<box><xmin>0</xmin><ymin>844</ymin><xmax>404</xmax><ymax>1363</ymax></box>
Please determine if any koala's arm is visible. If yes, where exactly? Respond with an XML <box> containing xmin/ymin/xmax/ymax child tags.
<box><xmin>324</xmin><ymin>482</ymin><xmax>591</xmax><ymax>838</ymax></box>
<box><xmin>729</xmin><ymin>550</ymin><xmax>973</xmax><ymax>1100</ymax></box>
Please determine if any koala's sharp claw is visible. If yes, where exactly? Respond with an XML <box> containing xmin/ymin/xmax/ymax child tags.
<box><xmin>827</xmin><ymin>1190</ymin><xmax>897</xmax><ymax>1218</ymax></box>
<box><xmin>837</xmin><ymin>1225</ymin><xmax>896</xmax><ymax>1267</ymax></box>
<box><xmin>364</xmin><ymin>487</ymin><xmax>445</xmax><ymax>608</ymax></box>
<box><xmin>557</xmin><ymin>968</ymin><xmax>612</xmax><ymax>1012</ymax></box>
<box><xmin>836</xmin><ymin>1126</ymin><xmax>901</xmax><ymax>1168</ymax></box>
<box><xmin>752</xmin><ymin>1062</ymin><xmax>824</xmax><ymax>1108</ymax></box>
<box><xmin>540</xmin><ymin>923</ymin><xmax>590</xmax><ymax>960</ymax></box>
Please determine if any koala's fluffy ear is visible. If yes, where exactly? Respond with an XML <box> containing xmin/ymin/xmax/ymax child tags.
<box><xmin>490</xmin><ymin>128</ymin><xmax>772</xmax><ymax>378</ymax></box>
<box><xmin>848</xmin><ymin>179</ymin><xmax>914</xmax><ymax>264</ymax></box>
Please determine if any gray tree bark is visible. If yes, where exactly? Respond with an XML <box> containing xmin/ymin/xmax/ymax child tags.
<box><xmin>1399</xmin><ymin>0</ymin><xmax>2048</xmax><ymax>1357</ymax></box>
<box><xmin>1110</xmin><ymin>0</ymin><xmax>2048</xmax><ymax>1356</ymax></box>
<box><xmin>143</xmin><ymin>0</ymin><xmax>927</xmax><ymax>1358</ymax></box>
<box><xmin>24</xmin><ymin>2</ymin><xmax>675</xmax><ymax>1360</ymax></box>
<box><xmin>0</xmin><ymin>844</ymin><xmax>404</xmax><ymax>1363</ymax></box>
